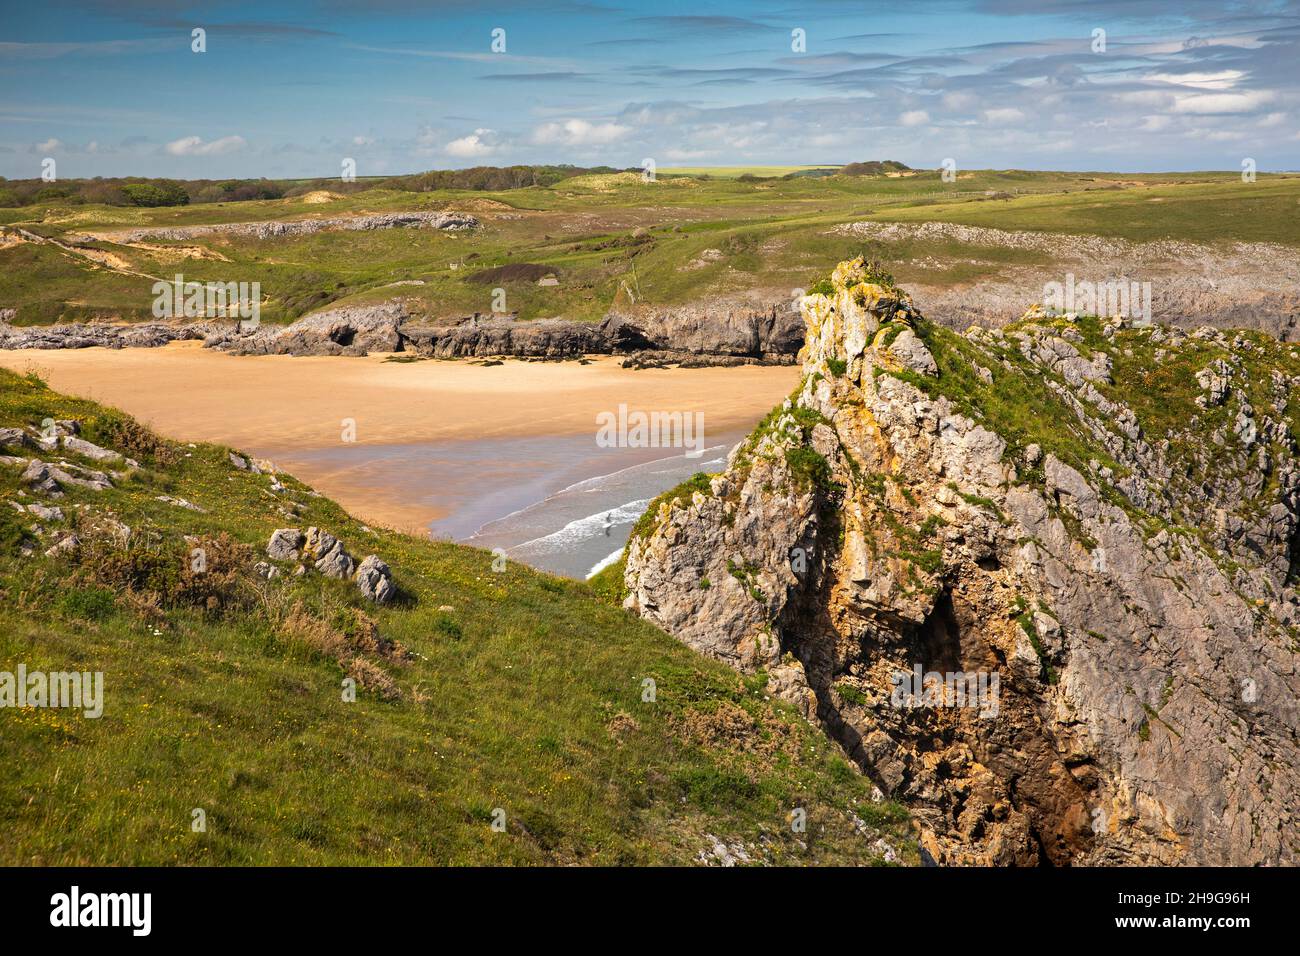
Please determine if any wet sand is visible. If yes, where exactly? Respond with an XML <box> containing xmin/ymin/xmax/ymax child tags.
<box><xmin>0</xmin><ymin>343</ymin><xmax>797</xmax><ymax>536</ymax></box>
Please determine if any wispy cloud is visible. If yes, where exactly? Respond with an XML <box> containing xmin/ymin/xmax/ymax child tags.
<box><xmin>165</xmin><ymin>135</ymin><xmax>248</xmax><ymax>156</ymax></box>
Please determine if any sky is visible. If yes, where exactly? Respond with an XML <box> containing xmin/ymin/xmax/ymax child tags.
<box><xmin>1</xmin><ymin>0</ymin><xmax>1298</xmax><ymax>179</ymax></box>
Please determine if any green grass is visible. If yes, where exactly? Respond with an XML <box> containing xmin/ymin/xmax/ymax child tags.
<box><xmin>5</xmin><ymin>169</ymin><xmax>1296</xmax><ymax>327</ymax></box>
<box><xmin>660</xmin><ymin>166</ymin><xmax>841</xmax><ymax>179</ymax></box>
<box><xmin>0</xmin><ymin>367</ymin><xmax>911</xmax><ymax>865</ymax></box>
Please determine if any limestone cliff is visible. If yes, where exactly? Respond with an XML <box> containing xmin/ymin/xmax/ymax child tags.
<box><xmin>624</xmin><ymin>256</ymin><xmax>1300</xmax><ymax>866</ymax></box>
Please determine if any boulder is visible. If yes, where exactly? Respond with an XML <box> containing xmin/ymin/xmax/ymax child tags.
<box><xmin>355</xmin><ymin>555</ymin><xmax>396</xmax><ymax>604</ymax></box>
<box><xmin>267</xmin><ymin>528</ymin><xmax>304</xmax><ymax>561</ymax></box>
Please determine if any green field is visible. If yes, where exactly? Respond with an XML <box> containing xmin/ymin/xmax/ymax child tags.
<box><xmin>2</xmin><ymin>168</ymin><xmax>1297</xmax><ymax>327</ymax></box>
<box><xmin>0</xmin><ymin>367</ymin><xmax>911</xmax><ymax>864</ymax></box>
<box><xmin>659</xmin><ymin>165</ymin><xmax>841</xmax><ymax>178</ymax></box>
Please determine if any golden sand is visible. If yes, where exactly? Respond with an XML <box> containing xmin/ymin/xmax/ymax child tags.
<box><xmin>0</xmin><ymin>343</ymin><xmax>797</xmax><ymax>532</ymax></box>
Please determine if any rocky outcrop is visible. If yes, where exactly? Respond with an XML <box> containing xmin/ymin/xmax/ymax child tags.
<box><xmin>400</xmin><ymin>301</ymin><xmax>803</xmax><ymax>363</ymax></box>
<box><xmin>624</xmin><ymin>256</ymin><xmax>1300</xmax><ymax>866</ymax></box>
<box><xmin>265</xmin><ymin>527</ymin><xmax>395</xmax><ymax>603</ymax></box>
<box><xmin>599</xmin><ymin>302</ymin><xmax>804</xmax><ymax>363</ymax></box>
<box><xmin>401</xmin><ymin>314</ymin><xmax>609</xmax><ymax>359</ymax></box>
<box><xmin>205</xmin><ymin>303</ymin><xmax>406</xmax><ymax>356</ymax></box>
<box><xmin>88</xmin><ymin>211</ymin><xmax>479</xmax><ymax>244</ymax></box>
<box><xmin>0</xmin><ymin>320</ymin><xmax>215</xmax><ymax>350</ymax></box>
<box><xmin>0</xmin><ymin>302</ymin><xmax>802</xmax><ymax>364</ymax></box>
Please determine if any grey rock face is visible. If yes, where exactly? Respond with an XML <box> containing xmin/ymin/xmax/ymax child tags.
<box><xmin>625</xmin><ymin>256</ymin><xmax>1300</xmax><ymax>866</ymax></box>
<box><xmin>268</xmin><ymin>526</ymin><xmax>391</xmax><ymax>597</ymax></box>
<box><xmin>0</xmin><ymin>320</ymin><xmax>214</xmax><ymax>351</ymax></box>
<box><xmin>206</xmin><ymin>303</ymin><xmax>408</xmax><ymax>357</ymax></box>
<box><xmin>300</xmin><ymin>526</ymin><xmax>355</xmax><ymax>578</ymax></box>
<box><xmin>600</xmin><ymin>301</ymin><xmax>804</xmax><ymax>361</ymax></box>
<box><xmin>0</xmin><ymin>427</ymin><xmax>35</xmax><ymax>449</ymax></box>
<box><xmin>402</xmin><ymin>314</ymin><xmax>609</xmax><ymax>359</ymax></box>
<box><xmin>20</xmin><ymin>458</ymin><xmax>113</xmax><ymax>494</ymax></box>
<box><xmin>355</xmin><ymin>554</ymin><xmax>396</xmax><ymax>604</ymax></box>
<box><xmin>266</xmin><ymin>528</ymin><xmax>304</xmax><ymax>561</ymax></box>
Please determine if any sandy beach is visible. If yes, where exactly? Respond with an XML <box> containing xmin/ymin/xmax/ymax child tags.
<box><xmin>0</xmin><ymin>343</ymin><xmax>798</xmax><ymax>542</ymax></box>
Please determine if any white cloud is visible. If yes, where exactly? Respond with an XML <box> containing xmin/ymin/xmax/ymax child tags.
<box><xmin>351</xmin><ymin>135</ymin><xmax>375</xmax><ymax>147</ymax></box>
<box><xmin>1112</xmin><ymin>90</ymin><xmax>1171</xmax><ymax>107</ymax></box>
<box><xmin>1147</xmin><ymin>70</ymin><xmax>1243</xmax><ymax>91</ymax></box>
<box><xmin>899</xmin><ymin>110</ymin><xmax>930</xmax><ymax>127</ymax></box>
<box><xmin>941</xmin><ymin>92</ymin><xmax>977</xmax><ymax>112</ymax></box>
<box><xmin>165</xmin><ymin>134</ymin><xmax>247</xmax><ymax>156</ymax></box>
<box><xmin>530</xmin><ymin>118</ymin><xmax>630</xmax><ymax>146</ymax></box>
<box><xmin>445</xmin><ymin>128</ymin><xmax>498</xmax><ymax>158</ymax></box>
<box><xmin>982</xmin><ymin>108</ymin><xmax>1025</xmax><ymax>124</ymax></box>
<box><xmin>36</xmin><ymin>137</ymin><xmax>62</xmax><ymax>152</ymax></box>
<box><xmin>1172</xmin><ymin>90</ymin><xmax>1274</xmax><ymax>114</ymax></box>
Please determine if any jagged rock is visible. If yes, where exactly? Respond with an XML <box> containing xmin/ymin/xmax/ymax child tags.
<box><xmin>266</xmin><ymin>528</ymin><xmax>304</xmax><ymax>561</ymax></box>
<box><xmin>60</xmin><ymin>435</ymin><xmax>124</xmax><ymax>463</ymax></box>
<box><xmin>228</xmin><ymin>452</ymin><xmax>249</xmax><ymax>470</ymax></box>
<box><xmin>26</xmin><ymin>503</ymin><xmax>63</xmax><ymax>521</ymax></box>
<box><xmin>304</xmin><ymin>526</ymin><xmax>355</xmax><ymax>579</ymax></box>
<box><xmin>888</xmin><ymin>327</ymin><xmax>937</xmax><ymax>376</ymax></box>
<box><xmin>21</xmin><ymin>460</ymin><xmax>59</xmax><ymax>494</ymax></box>
<box><xmin>22</xmin><ymin>458</ymin><xmax>113</xmax><ymax>494</ymax></box>
<box><xmin>43</xmin><ymin>533</ymin><xmax>80</xmax><ymax>557</ymax></box>
<box><xmin>355</xmin><ymin>555</ymin><xmax>396</xmax><ymax>604</ymax></box>
<box><xmin>0</xmin><ymin>427</ymin><xmax>33</xmax><ymax>449</ymax></box>
<box><xmin>0</xmin><ymin>319</ymin><xmax>217</xmax><ymax>351</ymax></box>
<box><xmin>625</xmin><ymin>256</ymin><xmax>1300</xmax><ymax>867</ymax></box>
<box><xmin>207</xmin><ymin>303</ymin><xmax>408</xmax><ymax>357</ymax></box>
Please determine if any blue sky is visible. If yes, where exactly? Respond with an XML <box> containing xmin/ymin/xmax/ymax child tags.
<box><xmin>2</xmin><ymin>0</ymin><xmax>1298</xmax><ymax>178</ymax></box>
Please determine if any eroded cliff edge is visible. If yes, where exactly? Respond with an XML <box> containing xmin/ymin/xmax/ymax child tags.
<box><xmin>623</xmin><ymin>256</ymin><xmax>1300</xmax><ymax>866</ymax></box>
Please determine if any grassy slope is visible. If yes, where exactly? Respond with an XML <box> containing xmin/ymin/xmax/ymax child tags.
<box><xmin>3</xmin><ymin>171</ymin><xmax>1297</xmax><ymax>327</ymax></box>
<box><xmin>0</xmin><ymin>367</ymin><xmax>911</xmax><ymax>865</ymax></box>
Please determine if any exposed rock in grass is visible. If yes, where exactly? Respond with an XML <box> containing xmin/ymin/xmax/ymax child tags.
<box><xmin>266</xmin><ymin>528</ymin><xmax>304</xmax><ymax>561</ymax></box>
<box><xmin>355</xmin><ymin>554</ymin><xmax>395</xmax><ymax>604</ymax></box>
<box><xmin>94</xmin><ymin>211</ymin><xmax>479</xmax><ymax>243</ymax></box>
<box><xmin>266</xmin><ymin>527</ymin><xmax>394</xmax><ymax>602</ymax></box>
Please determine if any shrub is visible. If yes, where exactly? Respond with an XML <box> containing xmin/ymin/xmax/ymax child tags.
<box><xmin>431</xmin><ymin>612</ymin><xmax>463</xmax><ymax>640</ymax></box>
<box><xmin>785</xmin><ymin>447</ymin><xmax>832</xmax><ymax>491</ymax></box>
<box><xmin>57</xmin><ymin>586</ymin><xmax>117</xmax><ymax>622</ymax></box>
<box><xmin>89</xmin><ymin>414</ymin><xmax>180</xmax><ymax>467</ymax></box>
<box><xmin>836</xmin><ymin>683</ymin><xmax>867</xmax><ymax>707</ymax></box>
<box><xmin>121</xmin><ymin>181</ymin><xmax>189</xmax><ymax>207</ymax></box>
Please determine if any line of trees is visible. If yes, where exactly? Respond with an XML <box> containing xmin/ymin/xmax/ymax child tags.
<box><xmin>0</xmin><ymin>164</ymin><xmax>629</xmax><ymax>208</ymax></box>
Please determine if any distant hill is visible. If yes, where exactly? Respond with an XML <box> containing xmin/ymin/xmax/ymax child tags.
<box><xmin>838</xmin><ymin>160</ymin><xmax>913</xmax><ymax>177</ymax></box>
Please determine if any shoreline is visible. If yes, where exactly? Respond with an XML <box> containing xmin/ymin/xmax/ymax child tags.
<box><xmin>0</xmin><ymin>342</ymin><xmax>797</xmax><ymax>537</ymax></box>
